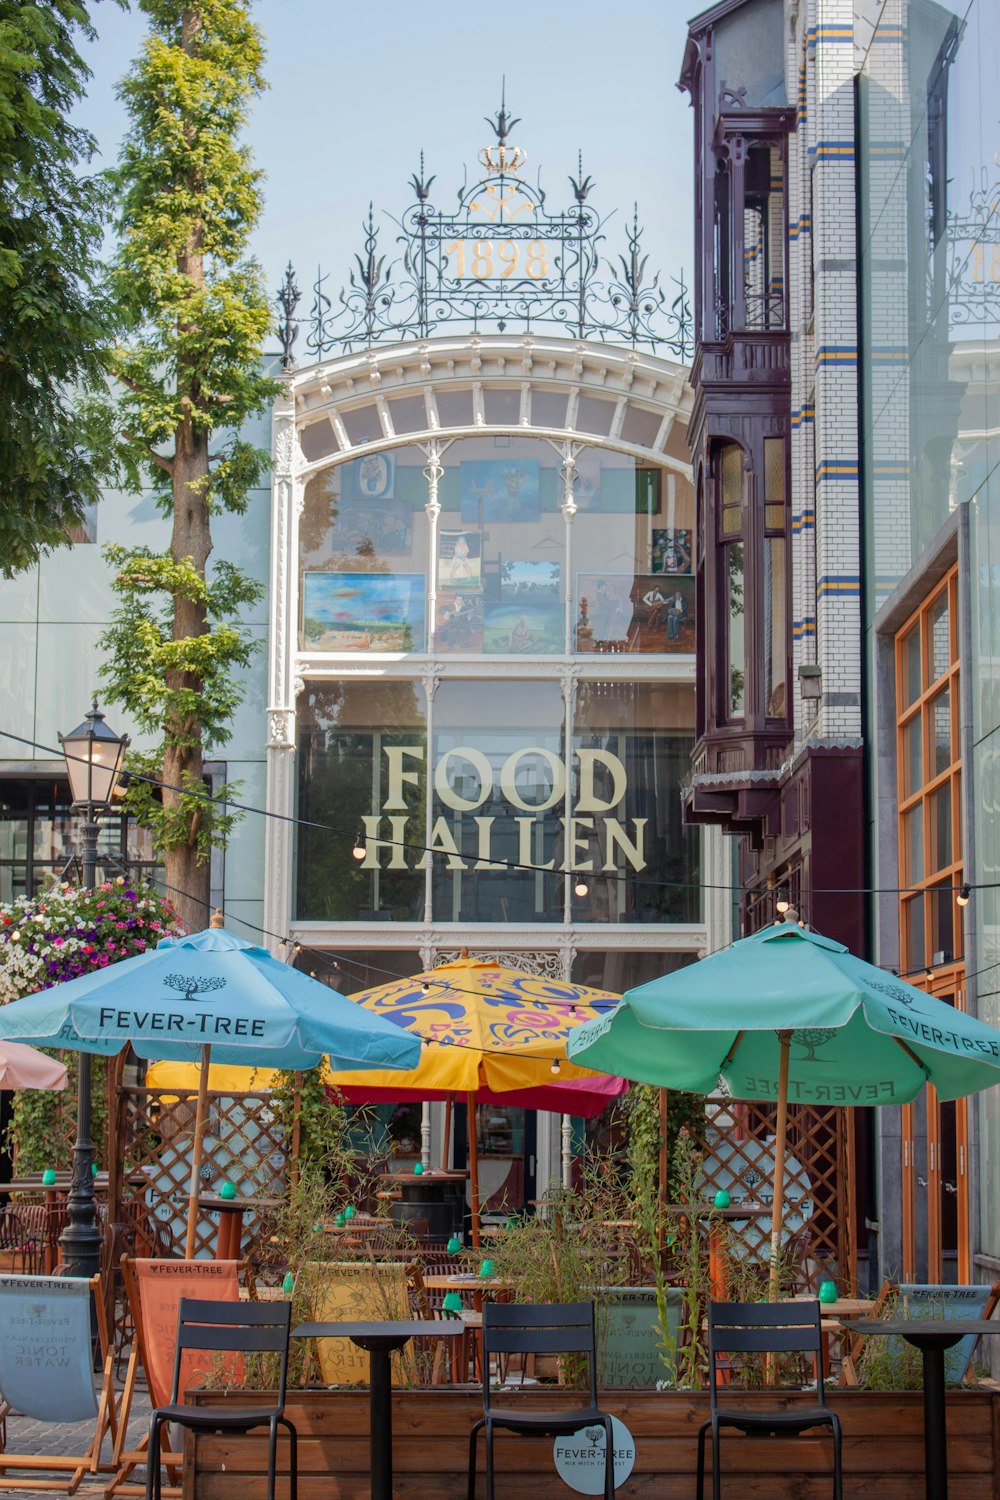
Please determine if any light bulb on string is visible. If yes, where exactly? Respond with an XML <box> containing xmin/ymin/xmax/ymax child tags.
<box><xmin>550</xmin><ymin>1059</ymin><xmax>561</xmax><ymax>1075</ymax></box>
<box><xmin>352</xmin><ymin>828</ymin><xmax>367</xmax><ymax>861</ymax></box>
<box><xmin>957</xmin><ymin>883</ymin><xmax>971</xmax><ymax>907</ymax></box>
<box><xmin>574</xmin><ymin>876</ymin><xmax>590</xmax><ymax>898</ymax></box>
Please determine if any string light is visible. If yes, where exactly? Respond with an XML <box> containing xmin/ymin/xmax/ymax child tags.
<box><xmin>2</xmin><ymin>720</ymin><xmax>988</xmax><ymax>908</ymax></box>
<box><xmin>775</xmin><ymin>887</ymin><xmax>790</xmax><ymax>914</ymax></box>
<box><xmin>957</xmin><ymin>883</ymin><xmax>971</xmax><ymax>907</ymax></box>
<box><xmin>574</xmin><ymin>877</ymin><xmax>590</xmax><ymax>898</ymax></box>
<box><xmin>351</xmin><ymin>828</ymin><xmax>367</xmax><ymax>861</ymax></box>
<box><xmin>550</xmin><ymin>1060</ymin><xmax>561</xmax><ymax>1075</ymax></box>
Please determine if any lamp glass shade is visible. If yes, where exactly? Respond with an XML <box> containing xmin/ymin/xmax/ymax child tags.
<box><xmin>61</xmin><ymin>705</ymin><xmax>129</xmax><ymax>807</ymax></box>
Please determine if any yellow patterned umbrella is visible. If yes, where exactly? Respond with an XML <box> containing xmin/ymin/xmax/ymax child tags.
<box><xmin>331</xmin><ymin>958</ymin><xmax>623</xmax><ymax>1244</ymax></box>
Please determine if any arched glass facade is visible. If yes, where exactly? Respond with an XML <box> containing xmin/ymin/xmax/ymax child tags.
<box><xmin>292</xmin><ymin>433</ymin><xmax>700</xmax><ymax>933</ymax></box>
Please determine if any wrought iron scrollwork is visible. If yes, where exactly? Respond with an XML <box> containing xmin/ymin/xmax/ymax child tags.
<box><xmin>275</xmin><ymin>107</ymin><xmax>691</xmax><ymax>361</ymax></box>
<box><xmin>944</xmin><ymin>171</ymin><xmax>1000</xmax><ymax>328</ymax></box>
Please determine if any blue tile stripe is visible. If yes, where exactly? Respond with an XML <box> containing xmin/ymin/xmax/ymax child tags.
<box><xmin>814</xmin><ymin>141</ymin><xmax>855</xmax><ymax>161</ymax></box>
<box><xmin>793</xmin><ymin>509</ymin><xmax>816</xmax><ymax>533</ymax></box>
<box><xmin>816</xmin><ymin>345</ymin><xmax>858</xmax><ymax>367</ymax></box>
<box><xmin>818</xmin><ymin>575</ymin><xmax>860</xmax><ymax>597</ymax></box>
<box><xmin>816</xmin><ymin>462</ymin><xmax>859</xmax><ymax>481</ymax></box>
<box><xmin>794</xmin><ymin>616</ymin><xmax>817</xmax><ymax>639</ymax></box>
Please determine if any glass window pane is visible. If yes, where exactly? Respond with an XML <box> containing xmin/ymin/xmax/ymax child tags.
<box><xmin>431</xmin><ymin>681</ymin><xmax>565</xmax><ymax>924</ymax></box>
<box><xmin>903</xmin><ymin>715</ymin><xmax>922</xmax><ymax>797</ymax></box>
<box><xmin>340</xmin><ymin>404</ymin><xmax>381</xmax><ymax>446</ymax></box>
<box><xmin>531</xmin><ymin>390</ymin><xmax>568</xmax><ymax>428</ymax></box>
<box><xmin>575</xmin><ymin>396</ymin><xmax>616</xmax><ymax>436</ymax></box>
<box><xmin>930</xmin><ymin>880</ymin><xmax>956</xmax><ymax>963</ymax></box>
<box><xmin>440</xmin><ymin>436</ymin><xmax>566</xmax><ymax>657</ymax></box>
<box><xmin>905</xmin><ymin>894</ymin><xmax>925</xmax><ymax>971</ymax></box>
<box><xmin>743</xmin><ymin>145</ymin><xmax>785</xmax><ymax>330</ymax></box>
<box><xmin>764</xmin><ymin>537</ymin><xmax>786</xmax><ymax>717</ymax></box>
<box><xmin>385</xmin><ymin>395</ymin><xmax>427</xmax><ymax>435</ymax></box>
<box><xmin>295</xmin><ymin>681</ymin><xmax>427</xmax><ymax>922</ymax></box>
<box><xmin>930</xmin><ymin>784</ymin><xmax>952</xmax><ymax>872</ymax></box>
<box><xmin>720</xmin><ymin>442</ymin><xmax>742</xmax><ymax>537</ymax></box>
<box><xmin>905</xmin><ymin>803</ymin><xmax>924</xmax><ymax>885</ymax></box>
<box><xmin>483</xmin><ymin>388</ymin><xmax>520</xmax><ymax>425</ymax></box>
<box><xmin>929</xmin><ymin>592</ymin><xmax>950</xmax><ymax>681</ymax></box>
<box><xmin>436</xmin><ymin>389</ymin><xmax>474</xmax><ymax>426</ymax></box>
<box><xmin>932</xmin><ymin>688</ymin><xmax>952</xmax><ymax>776</ymax></box>
<box><xmin>572</xmin><ymin>682</ymin><xmax>699</xmax><ymax>924</ymax></box>
<box><xmin>764</xmin><ymin>436</ymin><xmax>785</xmax><ymax>527</ymax></box>
<box><xmin>299</xmin><ymin>446</ymin><xmax>430</xmax><ymax>655</ymax></box>
<box><xmin>901</xmin><ymin>625</ymin><xmax>921</xmax><ymax>708</ymax></box>
<box><xmin>573</xmin><ymin>450</ymin><xmax>693</xmax><ymax>656</ymax></box>
<box><xmin>726</xmin><ymin>541</ymin><xmax>746</xmax><ymax>717</ymax></box>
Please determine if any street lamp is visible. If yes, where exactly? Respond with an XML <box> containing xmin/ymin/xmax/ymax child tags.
<box><xmin>57</xmin><ymin>700</ymin><xmax>130</xmax><ymax>1278</ymax></box>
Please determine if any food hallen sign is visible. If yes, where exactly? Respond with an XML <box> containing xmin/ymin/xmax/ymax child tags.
<box><xmin>355</xmin><ymin>744</ymin><xmax>648</xmax><ymax>874</ymax></box>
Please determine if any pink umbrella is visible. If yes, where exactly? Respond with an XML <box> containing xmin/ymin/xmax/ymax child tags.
<box><xmin>0</xmin><ymin>1042</ymin><xmax>67</xmax><ymax>1091</ymax></box>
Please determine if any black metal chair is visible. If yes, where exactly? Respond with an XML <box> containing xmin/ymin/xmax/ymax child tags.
<box><xmin>696</xmin><ymin>1300</ymin><xmax>843</xmax><ymax>1500</ymax></box>
<box><xmin>145</xmin><ymin>1297</ymin><xmax>298</xmax><ymax>1500</ymax></box>
<box><xmin>468</xmin><ymin>1302</ymin><xmax>615</xmax><ymax>1500</ymax></box>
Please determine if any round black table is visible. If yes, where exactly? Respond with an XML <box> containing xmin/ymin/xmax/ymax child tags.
<box><xmin>293</xmin><ymin>1318</ymin><xmax>462</xmax><ymax>1500</ymax></box>
<box><xmin>843</xmin><ymin>1318</ymin><xmax>1000</xmax><ymax>1500</ymax></box>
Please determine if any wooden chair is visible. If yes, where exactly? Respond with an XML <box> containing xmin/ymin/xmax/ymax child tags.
<box><xmin>696</xmin><ymin>1300</ymin><xmax>843</xmax><ymax>1500</ymax></box>
<box><xmin>0</xmin><ymin>1272</ymin><xmax>118</xmax><ymax>1493</ymax></box>
<box><xmin>105</xmin><ymin>1256</ymin><xmax>243</xmax><ymax>1499</ymax></box>
<box><xmin>468</xmin><ymin>1303</ymin><xmax>616</xmax><ymax>1500</ymax></box>
<box><xmin>145</xmin><ymin>1298</ymin><xmax>297</xmax><ymax>1500</ymax></box>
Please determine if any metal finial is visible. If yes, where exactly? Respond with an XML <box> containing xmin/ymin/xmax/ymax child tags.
<box><xmin>275</xmin><ymin>261</ymin><xmax>301</xmax><ymax>371</ymax></box>
<box><xmin>485</xmin><ymin>79</ymin><xmax>521</xmax><ymax>145</ymax></box>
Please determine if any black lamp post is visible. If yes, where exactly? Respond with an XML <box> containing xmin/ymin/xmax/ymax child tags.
<box><xmin>57</xmin><ymin>700</ymin><xmax>130</xmax><ymax>1279</ymax></box>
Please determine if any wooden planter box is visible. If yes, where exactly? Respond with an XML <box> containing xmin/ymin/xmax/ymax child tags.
<box><xmin>184</xmin><ymin>1386</ymin><xmax>1000</xmax><ymax>1499</ymax></box>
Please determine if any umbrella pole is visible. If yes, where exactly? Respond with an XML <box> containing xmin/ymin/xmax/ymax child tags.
<box><xmin>768</xmin><ymin>1031</ymin><xmax>792</xmax><ymax>1302</ymax></box>
<box><xmin>467</xmin><ymin>1091</ymin><xmax>481</xmax><ymax>1249</ymax></box>
<box><xmin>184</xmin><ymin>1044</ymin><xmax>212</xmax><ymax>1260</ymax></box>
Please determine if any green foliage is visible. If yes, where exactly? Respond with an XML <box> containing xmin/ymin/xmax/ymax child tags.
<box><xmin>102</xmin><ymin>545</ymin><xmax>262</xmax><ymax>751</ymax></box>
<box><xmin>0</xmin><ymin>0</ymin><xmax>120</xmax><ymax>574</ymax></box>
<box><xmin>0</xmin><ymin>880</ymin><xmax>183</xmax><ymax>1169</ymax></box>
<box><xmin>108</xmin><ymin>0</ymin><xmax>278</xmax><ymax>508</ymax></box>
<box><xmin>99</xmin><ymin>1</ymin><xmax>279</xmax><ymax>908</ymax></box>
<box><xmin>270</xmin><ymin>1070</ymin><xmax>353</xmax><ymax>1179</ymax></box>
<box><xmin>669</xmin><ymin>1131</ymin><xmax>709</xmax><ymax>1390</ymax></box>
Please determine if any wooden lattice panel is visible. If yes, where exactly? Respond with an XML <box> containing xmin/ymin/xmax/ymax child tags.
<box><xmin>698</xmin><ymin>1099</ymin><xmax>853</xmax><ymax>1292</ymax></box>
<box><xmin>115</xmin><ymin>1086</ymin><xmax>287</xmax><ymax>1260</ymax></box>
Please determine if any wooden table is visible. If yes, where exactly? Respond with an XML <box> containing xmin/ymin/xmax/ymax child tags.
<box><xmin>293</xmin><ymin>1319</ymin><xmax>462</xmax><ymax>1500</ymax></box>
<box><xmin>197</xmin><ymin>1194</ymin><xmax>280</xmax><ymax>1260</ymax></box>
<box><xmin>843</xmin><ymin>1317</ymin><xmax>1000</xmax><ymax>1500</ymax></box>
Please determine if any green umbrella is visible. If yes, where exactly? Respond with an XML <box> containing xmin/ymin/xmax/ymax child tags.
<box><xmin>567</xmin><ymin>922</ymin><xmax>1000</xmax><ymax>1297</ymax></box>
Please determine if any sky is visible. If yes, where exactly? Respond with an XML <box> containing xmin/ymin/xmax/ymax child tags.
<box><xmin>76</xmin><ymin>0</ymin><xmax>698</xmax><ymax>336</ymax></box>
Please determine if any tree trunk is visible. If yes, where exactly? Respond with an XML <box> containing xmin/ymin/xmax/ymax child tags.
<box><xmin>164</xmin><ymin>5</ymin><xmax>212</xmax><ymax>936</ymax></box>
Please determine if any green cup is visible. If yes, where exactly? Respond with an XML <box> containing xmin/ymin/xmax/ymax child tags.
<box><xmin>479</xmin><ymin>1259</ymin><xmax>495</xmax><ymax>1277</ymax></box>
<box><xmin>818</xmin><ymin>1280</ymin><xmax>838</xmax><ymax>1304</ymax></box>
<box><xmin>344</xmin><ymin>1204</ymin><xmax>357</xmax><ymax>1220</ymax></box>
<box><xmin>442</xmin><ymin>1292</ymin><xmax>464</xmax><ymax>1314</ymax></box>
<box><xmin>413</xmin><ymin>1162</ymin><xmax>424</xmax><ymax>1175</ymax></box>
<box><xmin>219</xmin><ymin>1181</ymin><xmax>237</xmax><ymax>1201</ymax></box>
<box><xmin>447</xmin><ymin>1234</ymin><xmax>462</xmax><ymax>1252</ymax></box>
<box><xmin>41</xmin><ymin>1169</ymin><xmax>57</xmax><ymax>1187</ymax></box>
<box><xmin>713</xmin><ymin>1189</ymin><xmax>731</xmax><ymax>1209</ymax></box>
<box><xmin>282</xmin><ymin>1272</ymin><xmax>295</xmax><ymax>1294</ymax></box>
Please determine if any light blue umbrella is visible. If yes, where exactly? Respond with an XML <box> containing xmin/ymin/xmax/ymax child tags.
<box><xmin>0</xmin><ymin>922</ymin><xmax>422</xmax><ymax>1254</ymax></box>
<box><xmin>567</xmin><ymin>922</ymin><xmax>1000</xmax><ymax>1296</ymax></box>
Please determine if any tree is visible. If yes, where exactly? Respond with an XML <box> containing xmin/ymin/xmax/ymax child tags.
<box><xmin>0</xmin><ymin>0</ymin><xmax>115</xmax><ymax>574</ymax></box>
<box><xmin>100</xmin><ymin>0</ymin><xmax>277</xmax><ymax>932</ymax></box>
